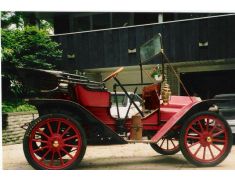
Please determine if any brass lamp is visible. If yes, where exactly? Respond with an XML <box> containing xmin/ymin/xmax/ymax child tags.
<box><xmin>161</xmin><ymin>83</ymin><xmax>171</xmax><ymax>105</ymax></box>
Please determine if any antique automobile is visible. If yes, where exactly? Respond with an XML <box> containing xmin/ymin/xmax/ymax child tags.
<box><xmin>17</xmin><ymin>33</ymin><xmax>233</xmax><ymax>170</ymax></box>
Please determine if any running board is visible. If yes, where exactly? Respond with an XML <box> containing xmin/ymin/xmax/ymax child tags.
<box><xmin>126</xmin><ymin>140</ymin><xmax>155</xmax><ymax>144</ymax></box>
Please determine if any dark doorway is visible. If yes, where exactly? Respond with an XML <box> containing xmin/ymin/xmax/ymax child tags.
<box><xmin>180</xmin><ymin>70</ymin><xmax>235</xmax><ymax>99</ymax></box>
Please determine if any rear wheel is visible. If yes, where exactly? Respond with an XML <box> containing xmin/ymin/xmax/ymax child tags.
<box><xmin>150</xmin><ymin>137</ymin><xmax>180</xmax><ymax>155</ymax></box>
<box><xmin>180</xmin><ymin>111</ymin><xmax>233</xmax><ymax>167</ymax></box>
<box><xmin>23</xmin><ymin>114</ymin><xmax>87</xmax><ymax>170</ymax></box>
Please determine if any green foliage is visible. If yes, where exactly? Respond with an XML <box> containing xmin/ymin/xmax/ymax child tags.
<box><xmin>2</xmin><ymin>99</ymin><xmax>36</xmax><ymax>113</ymax></box>
<box><xmin>1</xmin><ymin>26</ymin><xmax>62</xmax><ymax>96</ymax></box>
<box><xmin>1</xmin><ymin>26</ymin><xmax>62</xmax><ymax>69</ymax></box>
<box><xmin>1</xmin><ymin>12</ymin><xmax>24</xmax><ymax>29</ymax></box>
<box><xmin>39</xmin><ymin>19</ymin><xmax>54</xmax><ymax>34</ymax></box>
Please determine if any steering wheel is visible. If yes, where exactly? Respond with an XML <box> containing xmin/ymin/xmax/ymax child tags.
<box><xmin>103</xmin><ymin>67</ymin><xmax>124</xmax><ymax>82</ymax></box>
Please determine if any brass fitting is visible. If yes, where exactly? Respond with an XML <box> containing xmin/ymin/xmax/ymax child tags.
<box><xmin>161</xmin><ymin>83</ymin><xmax>171</xmax><ymax>105</ymax></box>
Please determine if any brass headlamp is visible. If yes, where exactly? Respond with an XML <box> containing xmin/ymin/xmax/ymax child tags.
<box><xmin>161</xmin><ymin>83</ymin><xmax>171</xmax><ymax>105</ymax></box>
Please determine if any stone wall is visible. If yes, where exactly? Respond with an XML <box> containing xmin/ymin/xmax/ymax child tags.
<box><xmin>2</xmin><ymin>112</ymin><xmax>38</xmax><ymax>145</ymax></box>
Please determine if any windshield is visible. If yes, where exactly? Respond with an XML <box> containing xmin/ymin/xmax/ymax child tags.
<box><xmin>140</xmin><ymin>33</ymin><xmax>162</xmax><ymax>64</ymax></box>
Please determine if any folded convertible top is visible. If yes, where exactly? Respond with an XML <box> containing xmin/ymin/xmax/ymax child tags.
<box><xmin>16</xmin><ymin>68</ymin><xmax>105</xmax><ymax>92</ymax></box>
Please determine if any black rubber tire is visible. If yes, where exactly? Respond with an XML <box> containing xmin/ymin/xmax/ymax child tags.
<box><xmin>179</xmin><ymin>111</ymin><xmax>233</xmax><ymax>167</ymax></box>
<box><xmin>23</xmin><ymin>113</ymin><xmax>87</xmax><ymax>170</ymax></box>
<box><xmin>150</xmin><ymin>140</ymin><xmax>180</xmax><ymax>155</ymax></box>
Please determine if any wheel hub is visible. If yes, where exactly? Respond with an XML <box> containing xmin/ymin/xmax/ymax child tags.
<box><xmin>206</xmin><ymin>136</ymin><xmax>212</xmax><ymax>143</ymax></box>
<box><xmin>53</xmin><ymin>140</ymin><xmax>60</xmax><ymax>148</ymax></box>
<box><xmin>200</xmin><ymin>132</ymin><xmax>213</xmax><ymax>146</ymax></box>
<box><xmin>49</xmin><ymin>135</ymin><xmax>63</xmax><ymax>149</ymax></box>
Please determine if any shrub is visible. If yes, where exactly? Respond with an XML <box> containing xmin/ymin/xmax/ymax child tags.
<box><xmin>1</xmin><ymin>26</ymin><xmax>62</xmax><ymax>97</ymax></box>
<box><xmin>2</xmin><ymin>99</ymin><xmax>36</xmax><ymax>113</ymax></box>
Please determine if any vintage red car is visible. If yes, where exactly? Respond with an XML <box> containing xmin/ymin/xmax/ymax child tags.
<box><xmin>17</xmin><ymin>34</ymin><xmax>233</xmax><ymax>170</ymax></box>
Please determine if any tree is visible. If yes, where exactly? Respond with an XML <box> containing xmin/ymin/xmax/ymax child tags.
<box><xmin>1</xmin><ymin>12</ymin><xmax>54</xmax><ymax>34</ymax></box>
<box><xmin>1</xmin><ymin>26</ymin><xmax>62</xmax><ymax>97</ymax></box>
<box><xmin>1</xmin><ymin>12</ymin><xmax>25</xmax><ymax>29</ymax></box>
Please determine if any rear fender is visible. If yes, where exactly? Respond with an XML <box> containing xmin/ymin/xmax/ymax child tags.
<box><xmin>151</xmin><ymin>99</ymin><xmax>230</xmax><ymax>142</ymax></box>
<box><xmin>28</xmin><ymin>99</ymin><xmax>127</xmax><ymax>144</ymax></box>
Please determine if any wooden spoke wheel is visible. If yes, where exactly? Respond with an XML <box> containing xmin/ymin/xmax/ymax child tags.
<box><xmin>23</xmin><ymin>114</ymin><xmax>87</xmax><ymax>170</ymax></box>
<box><xmin>180</xmin><ymin>111</ymin><xmax>233</xmax><ymax>167</ymax></box>
<box><xmin>150</xmin><ymin>137</ymin><xmax>180</xmax><ymax>155</ymax></box>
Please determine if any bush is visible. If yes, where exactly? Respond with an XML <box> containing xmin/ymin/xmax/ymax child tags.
<box><xmin>1</xmin><ymin>26</ymin><xmax>62</xmax><ymax>69</ymax></box>
<box><xmin>2</xmin><ymin>99</ymin><xmax>36</xmax><ymax>113</ymax></box>
<box><xmin>1</xmin><ymin>26</ymin><xmax>62</xmax><ymax>97</ymax></box>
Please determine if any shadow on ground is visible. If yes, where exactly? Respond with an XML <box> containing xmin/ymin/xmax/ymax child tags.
<box><xmin>78</xmin><ymin>155</ymin><xmax>192</xmax><ymax>170</ymax></box>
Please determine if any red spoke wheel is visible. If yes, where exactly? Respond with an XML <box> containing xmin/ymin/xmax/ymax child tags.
<box><xmin>150</xmin><ymin>137</ymin><xmax>180</xmax><ymax>155</ymax></box>
<box><xmin>180</xmin><ymin>111</ymin><xmax>233</xmax><ymax>167</ymax></box>
<box><xmin>23</xmin><ymin>114</ymin><xmax>87</xmax><ymax>170</ymax></box>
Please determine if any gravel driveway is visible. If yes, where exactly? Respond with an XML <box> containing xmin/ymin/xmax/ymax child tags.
<box><xmin>3</xmin><ymin>143</ymin><xmax>235</xmax><ymax>170</ymax></box>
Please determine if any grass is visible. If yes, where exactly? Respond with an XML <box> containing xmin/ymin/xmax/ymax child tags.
<box><xmin>2</xmin><ymin>99</ymin><xmax>36</xmax><ymax>113</ymax></box>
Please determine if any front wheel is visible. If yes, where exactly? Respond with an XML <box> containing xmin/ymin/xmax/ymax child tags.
<box><xmin>180</xmin><ymin>111</ymin><xmax>233</xmax><ymax>167</ymax></box>
<box><xmin>23</xmin><ymin>113</ymin><xmax>87</xmax><ymax>170</ymax></box>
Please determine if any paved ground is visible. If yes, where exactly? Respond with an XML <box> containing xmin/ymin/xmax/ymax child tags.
<box><xmin>2</xmin><ymin>143</ymin><xmax>235</xmax><ymax>170</ymax></box>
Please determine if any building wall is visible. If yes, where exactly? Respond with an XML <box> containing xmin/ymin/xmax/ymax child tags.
<box><xmin>165</xmin><ymin>59</ymin><xmax>235</xmax><ymax>97</ymax></box>
<box><xmin>86</xmin><ymin>64</ymin><xmax>180</xmax><ymax>95</ymax></box>
<box><xmin>47</xmin><ymin>12</ymin><xmax>223</xmax><ymax>34</ymax></box>
<box><xmin>52</xmin><ymin>14</ymin><xmax>235</xmax><ymax>72</ymax></box>
<box><xmin>166</xmin><ymin>65</ymin><xmax>179</xmax><ymax>95</ymax></box>
<box><xmin>85</xmin><ymin>65</ymin><xmax>156</xmax><ymax>94</ymax></box>
<box><xmin>84</xmin><ymin>58</ymin><xmax>235</xmax><ymax>98</ymax></box>
<box><xmin>51</xmin><ymin>14</ymin><xmax>235</xmax><ymax>98</ymax></box>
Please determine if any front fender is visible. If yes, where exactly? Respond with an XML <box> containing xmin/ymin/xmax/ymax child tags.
<box><xmin>151</xmin><ymin>99</ymin><xmax>231</xmax><ymax>142</ymax></box>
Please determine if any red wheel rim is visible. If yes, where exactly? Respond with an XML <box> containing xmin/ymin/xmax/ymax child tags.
<box><xmin>184</xmin><ymin>115</ymin><xmax>228</xmax><ymax>163</ymax></box>
<box><xmin>157</xmin><ymin>137</ymin><xmax>179</xmax><ymax>152</ymax></box>
<box><xmin>29</xmin><ymin>118</ymin><xmax>82</xmax><ymax>169</ymax></box>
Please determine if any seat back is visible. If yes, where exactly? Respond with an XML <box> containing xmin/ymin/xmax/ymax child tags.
<box><xmin>142</xmin><ymin>84</ymin><xmax>161</xmax><ymax>110</ymax></box>
<box><xmin>74</xmin><ymin>85</ymin><xmax>110</xmax><ymax>107</ymax></box>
